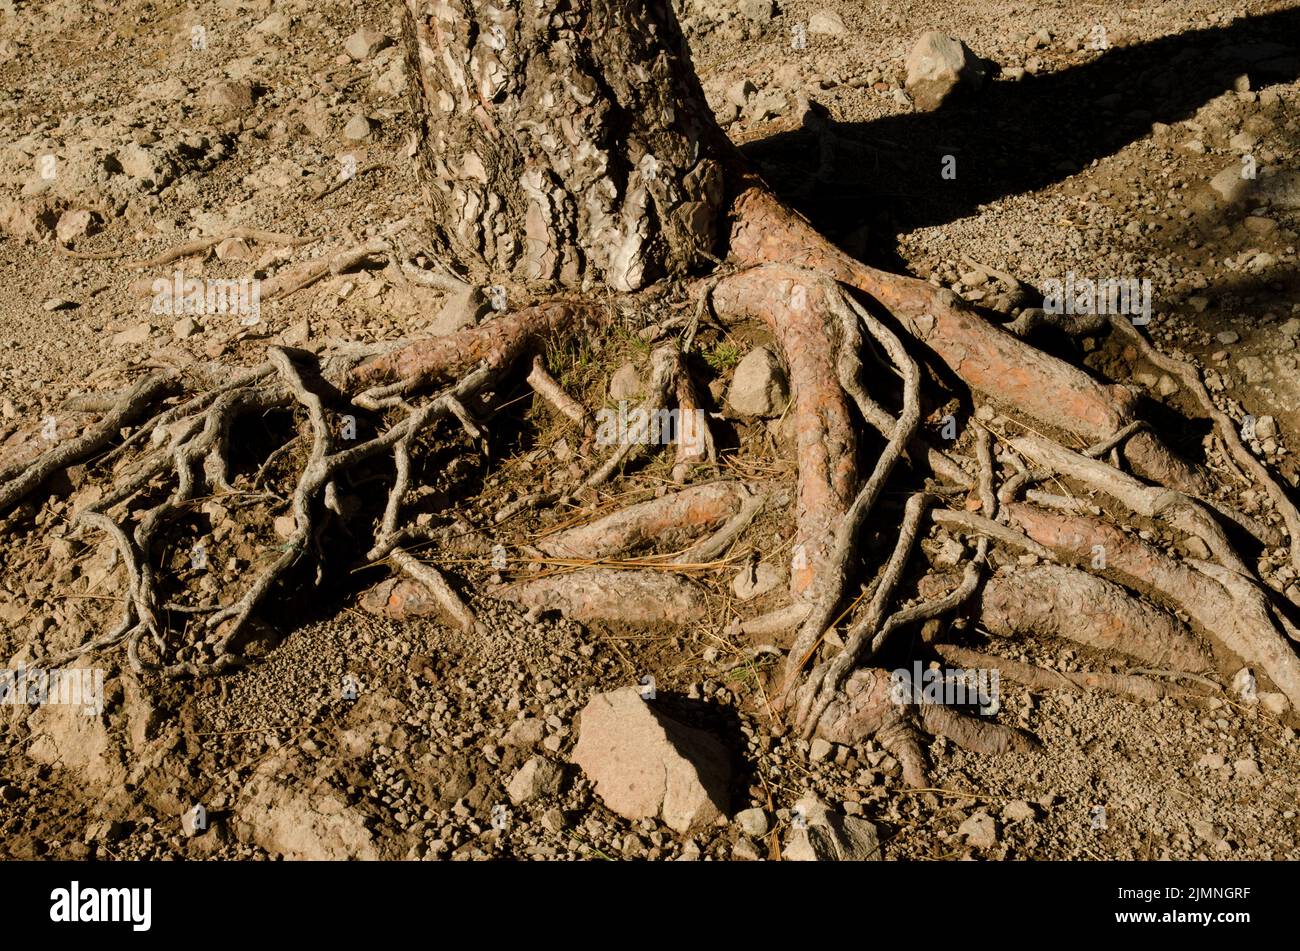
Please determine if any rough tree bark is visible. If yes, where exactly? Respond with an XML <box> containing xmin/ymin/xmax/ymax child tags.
<box><xmin>402</xmin><ymin>0</ymin><xmax>730</xmax><ymax>291</ymax></box>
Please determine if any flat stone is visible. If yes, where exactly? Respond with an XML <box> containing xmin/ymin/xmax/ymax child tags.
<box><xmin>957</xmin><ymin>810</ymin><xmax>999</xmax><ymax>849</ymax></box>
<box><xmin>570</xmin><ymin>686</ymin><xmax>731</xmax><ymax>834</ymax></box>
<box><xmin>783</xmin><ymin>795</ymin><xmax>882</xmax><ymax>860</ymax></box>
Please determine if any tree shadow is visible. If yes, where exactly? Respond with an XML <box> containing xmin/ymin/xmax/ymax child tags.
<box><xmin>742</xmin><ymin>7</ymin><xmax>1300</xmax><ymax>263</ymax></box>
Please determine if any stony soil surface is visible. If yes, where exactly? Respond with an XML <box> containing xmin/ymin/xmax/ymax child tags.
<box><xmin>1</xmin><ymin>0</ymin><xmax>1299</xmax><ymax>861</ymax></box>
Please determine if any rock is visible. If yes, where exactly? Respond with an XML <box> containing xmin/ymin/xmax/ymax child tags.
<box><xmin>1197</xmin><ymin>752</ymin><xmax>1226</xmax><ymax>770</ymax></box>
<box><xmin>429</xmin><ymin>285</ymin><xmax>489</xmax><ymax>336</ymax></box>
<box><xmin>731</xmin><ymin>837</ymin><xmax>762</xmax><ymax>860</ymax></box>
<box><xmin>608</xmin><ymin>362</ymin><xmax>642</xmax><ymax>401</ymax></box>
<box><xmin>747</xmin><ymin>88</ymin><xmax>788</xmax><ymax>119</ymax></box>
<box><xmin>1192</xmin><ymin>818</ymin><xmax>1225</xmax><ymax>843</ymax></box>
<box><xmin>783</xmin><ymin>795</ymin><xmax>882</xmax><ymax>861</ymax></box>
<box><xmin>1260</xmin><ymin>692</ymin><xmax>1288</xmax><ymax>716</ymax></box>
<box><xmin>1233</xmin><ymin>758</ymin><xmax>1261</xmax><ymax>780</ymax></box>
<box><xmin>42</xmin><ymin>298</ymin><xmax>76</xmax><ymax>311</ymax></box>
<box><xmin>739</xmin><ymin>0</ymin><xmax>774</xmax><ymax>23</ymax></box>
<box><xmin>1243</xmin><ymin>218</ymin><xmax>1276</xmax><ymax>239</ymax></box>
<box><xmin>172</xmin><ymin>316</ymin><xmax>200</xmax><ymax>339</ymax></box>
<box><xmin>1237</xmin><ymin>356</ymin><xmax>1270</xmax><ymax>385</ymax></box>
<box><xmin>570</xmin><ymin>686</ymin><xmax>731</xmax><ymax>833</ymax></box>
<box><xmin>1215</xmin><ymin>330</ymin><xmax>1239</xmax><ymax>344</ymax></box>
<box><xmin>808</xmin><ymin>10</ymin><xmax>847</xmax><ymax>35</ymax></box>
<box><xmin>904</xmin><ymin>32</ymin><xmax>988</xmax><ymax>111</ymax></box>
<box><xmin>215</xmin><ymin>236</ymin><xmax>253</xmax><ymax>261</ymax></box>
<box><xmin>344</xmin><ymin>28</ymin><xmax>391</xmax><ymax>61</ymax></box>
<box><xmin>55</xmin><ymin>208</ymin><xmax>98</xmax><ymax>245</ymax></box>
<box><xmin>1259</xmin><ymin>171</ymin><xmax>1300</xmax><ymax>210</ymax></box>
<box><xmin>503</xmin><ymin>717</ymin><xmax>546</xmax><ymax>748</ymax></box>
<box><xmin>342</xmin><ymin>114</ymin><xmax>375</xmax><ymax>142</ymax></box>
<box><xmin>507</xmin><ymin>756</ymin><xmax>564</xmax><ymax>804</ymax></box>
<box><xmin>1255</xmin><ymin>415</ymin><xmax>1278</xmax><ymax>440</ymax></box>
<box><xmin>731</xmin><ymin>560</ymin><xmax>781</xmax><ymax>601</ymax></box>
<box><xmin>237</xmin><ymin>752</ymin><xmax>380</xmax><ymax>860</ymax></box>
<box><xmin>726</xmin><ymin>79</ymin><xmax>757</xmax><ymax>108</ymax></box>
<box><xmin>726</xmin><ymin>345</ymin><xmax>788</xmax><ymax>417</ymax></box>
<box><xmin>734</xmin><ymin>807</ymin><xmax>769</xmax><ymax>837</ymax></box>
<box><xmin>809</xmin><ymin>737</ymin><xmax>833</xmax><ymax>761</ymax></box>
<box><xmin>1209</xmin><ymin>163</ymin><xmax>1255</xmax><ymax>204</ymax></box>
<box><xmin>111</xmin><ymin>323</ymin><xmax>152</xmax><ymax>347</ymax></box>
<box><xmin>1002</xmin><ymin>800</ymin><xmax>1038</xmax><ymax>823</ymax></box>
<box><xmin>282</xmin><ymin>319</ymin><xmax>310</xmax><ymax>347</ymax></box>
<box><xmin>203</xmin><ymin>80</ymin><xmax>255</xmax><ymax>111</ymax></box>
<box><xmin>957</xmin><ymin>810</ymin><xmax>999</xmax><ymax>848</ymax></box>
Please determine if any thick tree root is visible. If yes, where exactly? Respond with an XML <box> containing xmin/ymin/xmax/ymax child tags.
<box><xmin>534</xmin><ymin>481</ymin><xmax>752</xmax><ymax>560</ymax></box>
<box><xmin>493</xmin><ymin>568</ymin><xmax>701</xmax><ymax>627</ymax></box>
<box><xmin>1007</xmin><ymin>504</ymin><xmax>1300</xmax><ymax>712</ymax></box>
<box><xmin>971</xmin><ymin>565</ymin><xmax>1212</xmax><ymax>673</ymax></box>
<box><xmin>5</xmin><ymin>172</ymin><xmax>1299</xmax><ymax>791</ymax></box>
<box><xmin>935</xmin><ymin>644</ymin><xmax>1215</xmax><ymax>706</ymax></box>
<box><xmin>811</xmin><ymin>666</ymin><xmax>1038</xmax><ymax>788</ymax></box>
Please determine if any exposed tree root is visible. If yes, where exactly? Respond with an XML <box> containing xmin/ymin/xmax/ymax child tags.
<box><xmin>812</xmin><ymin>666</ymin><xmax>1038</xmax><ymax>789</ymax></box>
<box><xmin>494</xmin><ymin>568</ymin><xmax>701</xmax><ymax>627</ymax></box>
<box><xmin>534</xmin><ymin>481</ymin><xmax>751</xmax><ymax>560</ymax></box>
<box><xmin>1007</xmin><ymin>504</ymin><xmax>1300</xmax><ymax>712</ymax></box>
<box><xmin>971</xmin><ymin>564</ymin><xmax>1211</xmax><ymax>672</ymax></box>
<box><xmin>935</xmin><ymin>644</ymin><xmax>1216</xmax><ymax>706</ymax></box>
<box><xmin>4</xmin><ymin>171</ymin><xmax>1299</xmax><ymax>795</ymax></box>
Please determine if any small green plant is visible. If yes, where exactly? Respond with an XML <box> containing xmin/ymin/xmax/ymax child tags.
<box><xmin>704</xmin><ymin>341</ymin><xmax>741</xmax><ymax>371</ymax></box>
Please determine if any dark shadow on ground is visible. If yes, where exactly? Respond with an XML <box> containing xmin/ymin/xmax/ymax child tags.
<box><xmin>742</xmin><ymin>7</ymin><xmax>1300</xmax><ymax>262</ymax></box>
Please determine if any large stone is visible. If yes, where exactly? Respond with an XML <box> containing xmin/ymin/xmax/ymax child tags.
<box><xmin>342</xmin><ymin>113</ymin><xmax>375</xmax><ymax>142</ymax></box>
<box><xmin>1260</xmin><ymin>170</ymin><xmax>1300</xmax><ymax>209</ymax></box>
<box><xmin>202</xmin><ymin>80</ymin><xmax>255</xmax><ymax>111</ymax></box>
<box><xmin>571</xmin><ymin>686</ymin><xmax>731</xmax><ymax>833</ymax></box>
<box><xmin>904</xmin><ymin>32</ymin><xmax>988</xmax><ymax>111</ymax></box>
<box><xmin>957</xmin><ymin>810</ymin><xmax>999</xmax><ymax>849</ymax></box>
<box><xmin>726</xmin><ymin>346</ymin><xmax>788</xmax><ymax>417</ymax></box>
<box><xmin>55</xmin><ymin>208</ymin><xmax>98</xmax><ymax>245</ymax></box>
<box><xmin>782</xmin><ymin>795</ymin><xmax>882</xmax><ymax>860</ymax></box>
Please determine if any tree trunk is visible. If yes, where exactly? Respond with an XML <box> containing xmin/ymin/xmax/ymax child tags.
<box><xmin>402</xmin><ymin>0</ymin><xmax>730</xmax><ymax>292</ymax></box>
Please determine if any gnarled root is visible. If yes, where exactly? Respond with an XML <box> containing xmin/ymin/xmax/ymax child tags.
<box><xmin>810</xmin><ymin>666</ymin><xmax>1038</xmax><ymax>788</ymax></box>
<box><xmin>493</xmin><ymin>567</ymin><xmax>701</xmax><ymax>627</ymax></box>
<box><xmin>1007</xmin><ymin>503</ymin><xmax>1300</xmax><ymax>713</ymax></box>
<box><xmin>935</xmin><ymin>644</ymin><xmax>1216</xmax><ymax>706</ymax></box>
<box><xmin>973</xmin><ymin>564</ymin><xmax>1212</xmax><ymax>673</ymax></box>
